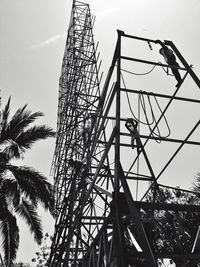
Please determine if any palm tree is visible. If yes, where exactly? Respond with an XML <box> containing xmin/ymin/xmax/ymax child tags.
<box><xmin>0</xmin><ymin>97</ymin><xmax>55</xmax><ymax>266</ymax></box>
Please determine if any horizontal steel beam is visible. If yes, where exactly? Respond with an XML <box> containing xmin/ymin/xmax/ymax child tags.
<box><xmin>122</xmin><ymin>32</ymin><xmax>157</xmax><ymax>43</ymax></box>
<box><xmin>87</xmin><ymin>172</ymin><xmax>152</xmax><ymax>181</ymax></box>
<box><xmin>120</xmin><ymin>132</ymin><xmax>200</xmax><ymax>146</ymax></box>
<box><xmin>121</xmin><ymin>55</ymin><xmax>187</xmax><ymax>70</ymax></box>
<box><xmin>81</xmin><ymin>216</ymin><xmax>107</xmax><ymax>220</ymax></box>
<box><xmin>120</xmin><ymin>88</ymin><xmax>200</xmax><ymax>104</ymax></box>
<box><xmin>136</xmin><ymin>201</ymin><xmax>200</xmax><ymax>212</ymax></box>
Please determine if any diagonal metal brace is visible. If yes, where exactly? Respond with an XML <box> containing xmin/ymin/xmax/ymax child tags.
<box><xmin>119</xmin><ymin>162</ymin><xmax>158</xmax><ymax>267</ymax></box>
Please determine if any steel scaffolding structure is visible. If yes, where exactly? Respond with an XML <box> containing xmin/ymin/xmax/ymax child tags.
<box><xmin>49</xmin><ymin>1</ymin><xmax>112</xmax><ymax>265</ymax></box>
<box><xmin>49</xmin><ymin>1</ymin><xmax>200</xmax><ymax>267</ymax></box>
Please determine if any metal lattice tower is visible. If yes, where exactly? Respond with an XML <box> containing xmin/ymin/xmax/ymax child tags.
<box><xmin>49</xmin><ymin>1</ymin><xmax>200</xmax><ymax>267</ymax></box>
<box><xmin>51</xmin><ymin>0</ymin><xmax>102</xmax><ymax>217</ymax></box>
<box><xmin>49</xmin><ymin>1</ymin><xmax>112</xmax><ymax>265</ymax></box>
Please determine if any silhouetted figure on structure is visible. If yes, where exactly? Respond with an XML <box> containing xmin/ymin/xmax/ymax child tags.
<box><xmin>79</xmin><ymin>114</ymin><xmax>96</xmax><ymax>147</ymax></box>
<box><xmin>125</xmin><ymin>118</ymin><xmax>140</xmax><ymax>153</ymax></box>
<box><xmin>156</xmin><ymin>40</ymin><xmax>182</xmax><ymax>87</ymax></box>
<box><xmin>69</xmin><ymin>158</ymin><xmax>83</xmax><ymax>173</ymax></box>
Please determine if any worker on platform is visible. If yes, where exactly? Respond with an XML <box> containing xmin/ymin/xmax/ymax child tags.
<box><xmin>156</xmin><ymin>40</ymin><xmax>182</xmax><ymax>87</ymax></box>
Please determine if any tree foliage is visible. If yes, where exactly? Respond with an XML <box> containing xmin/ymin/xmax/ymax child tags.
<box><xmin>143</xmin><ymin>184</ymin><xmax>200</xmax><ymax>266</ymax></box>
<box><xmin>31</xmin><ymin>233</ymin><xmax>52</xmax><ymax>267</ymax></box>
<box><xmin>0</xmin><ymin>98</ymin><xmax>55</xmax><ymax>266</ymax></box>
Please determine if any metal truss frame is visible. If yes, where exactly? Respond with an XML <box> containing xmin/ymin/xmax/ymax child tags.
<box><xmin>49</xmin><ymin>2</ymin><xmax>200</xmax><ymax>266</ymax></box>
<box><xmin>49</xmin><ymin>0</ymin><xmax>112</xmax><ymax>265</ymax></box>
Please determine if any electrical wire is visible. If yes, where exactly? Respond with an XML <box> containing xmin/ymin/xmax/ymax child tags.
<box><xmin>121</xmin><ymin>61</ymin><xmax>174</xmax><ymax>77</ymax></box>
<box><xmin>121</xmin><ymin>64</ymin><xmax>157</xmax><ymax>76</ymax></box>
<box><xmin>141</xmin><ymin>94</ymin><xmax>171</xmax><ymax>140</ymax></box>
<box><xmin>121</xmin><ymin>72</ymin><xmax>152</xmax><ymax>125</ymax></box>
<box><xmin>139</xmin><ymin>93</ymin><xmax>161</xmax><ymax>143</ymax></box>
<box><xmin>154</xmin><ymin>95</ymin><xmax>171</xmax><ymax>138</ymax></box>
<box><xmin>139</xmin><ymin>93</ymin><xmax>155</xmax><ymax>125</ymax></box>
<box><xmin>120</xmin><ymin>69</ymin><xmax>171</xmax><ymax>141</ymax></box>
<box><xmin>120</xmin><ymin>65</ymin><xmax>165</xmax><ymax>138</ymax></box>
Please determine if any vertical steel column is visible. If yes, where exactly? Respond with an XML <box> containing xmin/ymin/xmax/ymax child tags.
<box><xmin>115</xmin><ymin>30</ymin><xmax>122</xmax><ymax>194</ymax></box>
<box><xmin>112</xmin><ymin>30</ymin><xmax>127</xmax><ymax>267</ymax></box>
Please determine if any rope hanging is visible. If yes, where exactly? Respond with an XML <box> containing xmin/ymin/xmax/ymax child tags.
<box><xmin>120</xmin><ymin>70</ymin><xmax>171</xmax><ymax>141</ymax></box>
<box><xmin>121</xmin><ymin>62</ymin><xmax>174</xmax><ymax>77</ymax></box>
<box><xmin>121</xmin><ymin>65</ymin><xmax>156</xmax><ymax>76</ymax></box>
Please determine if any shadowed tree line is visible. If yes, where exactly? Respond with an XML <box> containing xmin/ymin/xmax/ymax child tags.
<box><xmin>144</xmin><ymin>181</ymin><xmax>200</xmax><ymax>267</ymax></box>
<box><xmin>0</xmin><ymin>98</ymin><xmax>55</xmax><ymax>267</ymax></box>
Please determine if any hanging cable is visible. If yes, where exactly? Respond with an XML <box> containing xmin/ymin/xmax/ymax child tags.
<box><xmin>154</xmin><ymin>95</ymin><xmax>171</xmax><ymax>138</ymax></box>
<box><xmin>121</xmin><ymin>64</ymin><xmax>157</xmax><ymax>76</ymax></box>
<box><xmin>122</xmin><ymin>73</ymin><xmax>162</xmax><ymax>142</ymax></box>
<box><xmin>121</xmin><ymin>70</ymin><xmax>171</xmax><ymax>141</ymax></box>
<box><xmin>146</xmin><ymin>94</ymin><xmax>161</xmax><ymax>140</ymax></box>
<box><xmin>147</xmin><ymin>95</ymin><xmax>162</xmax><ymax>140</ymax></box>
<box><xmin>121</xmin><ymin>71</ymin><xmax>152</xmax><ymax>125</ymax></box>
<box><xmin>147</xmin><ymin>95</ymin><xmax>171</xmax><ymax>140</ymax></box>
<box><xmin>139</xmin><ymin>93</ymin><xmax>162</xmax><ymax>143</ymax></box>
<box><xmin>139</xmin><ymin>93</ymin><xmax>155</xmax><ymax>125</ymax></box>
<box><xmin>142</xmin><ymin>94</ymin><xmax>171</xmax><ymax>140</ymax></box>
<box><xmin>121</xmin><ymin>62</ymin><xmax>175</xmax><ymax>77</ymax></box>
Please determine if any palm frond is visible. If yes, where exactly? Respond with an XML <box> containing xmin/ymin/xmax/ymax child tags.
<box><xmin>1</xmin><ymin>107</ymin><xmax>44</xmax><ymax>142</ymax></box>
<box><xmin>0</xmin><ymin>98</ymin><xmax>11</xmax><ymax>136</ymax></box>
<box><xmin>15</xmin><ymin>125</ymin><xmax>55</xmax><ymax>151</ymax></box>
<box><xmin>15</xmin><ymin>199</ymin><xmax>43</xmax><ymax>245</ymax></box>
<box><xmin>1</xmin><ymin>105</ymin><xmax>29</xmax><ymax>141</ymax></box>
<box><xmin>0</xmin><ymin>172</ymin><xmax>21</xmax><ymax>207</ymax></box>
<box><xmin>0</xmin><ymin>140</ymin><xmax>22</xmax><ymax>161</ymax></box>
<box><xmin>0</xmin><ymin>98</ymin><xmax>54</xmax><ymax>265</ymax></box>
<box><xmin>0</xmin><ymin>210</ymin><xmax>19</xmax><ymax>267</ymax></box>
<box><xmin>7</xmin><ymin>165</ymin><xmax>54</xmax><ymax>214</ymax></box>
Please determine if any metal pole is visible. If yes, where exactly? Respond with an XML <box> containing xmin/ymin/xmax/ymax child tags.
<box><xmin>113</xmin><ymin>30</ymin><xmax>127</xmax><ymax>267</ymax></box>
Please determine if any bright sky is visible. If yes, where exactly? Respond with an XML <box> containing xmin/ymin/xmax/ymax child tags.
<box><xmin>0</xmin><ymin>0</ymin><xmax>200</xmax><ymax>264</ymax></box>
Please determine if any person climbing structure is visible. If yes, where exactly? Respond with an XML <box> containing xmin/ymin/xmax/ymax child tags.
<box><xmin>79</xmin><ymin>114</ymin><xmax>96</xmax><ymax>147</ymax></box>
<box><xmin>125</xmin><ymin>118</ymin><xmax>140</xmax><ymax>153</ymax></box>
<box><xmin>156</xmin><ymin>40</ymin><xmax>182</xmax><ymax>87</ymax></box>
<box><xmin>69</xmin><ymin>158</ymin><xmax>83</xmax><ymax>173</ymax></box>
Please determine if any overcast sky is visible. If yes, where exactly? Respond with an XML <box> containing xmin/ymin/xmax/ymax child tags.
<box><xmin>0</xmin><ymin>0</ymin><xmax>200</xmax><ymax>264</ymax></box>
